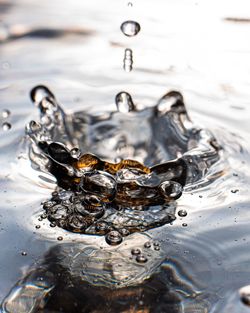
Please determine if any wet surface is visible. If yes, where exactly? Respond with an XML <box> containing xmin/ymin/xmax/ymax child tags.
<box><xmin>1</xmin><ymin>0</ymin><xmax>250</xmax><ymax>312</ymax></box>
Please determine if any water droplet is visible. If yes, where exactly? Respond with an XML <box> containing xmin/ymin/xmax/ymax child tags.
<box><xmin>154</xmin><ymin>246</ymin><xmax>160</xmax><ymax>251</ymax></box>
<box><xmin>50</xmin><ymin>222</ymin><xmax>56</xmax><ymax>228</ymax></box>
<box><xmin>30</xmin><ymin>85</ymin><xmax>55</xmax><ymax>103</ymax></box>
<box><xmin>131</xmin><ymin>248</ymin><xmax>141</xmax><ymax>255</ymax></box>
<box><xmin>159</xmin><ymin>181</ymin><xmax>183</xmax><ymax>200</ymax></box>
<box><xmin>2</xmin><ymin>109</ymin><xmax>10</xmax><ymax>118</ymax></box>
<box><xmin>178</xmin><ymin>209</ymin><xmax>187</xmax><ymax>217</ymax></box>
<box><xmin>21</xmin><ymin>251</ymin><xmax>27</xmax><ymax>256</ymax></box>
<box><xmin>70</xmin><ymin>147</ymin><xmax>81</xmax><ymax>159</ymax></box>
<box><xmin>239</xmin><ymin>285</ymin><xmax>250</xmax><ymax>306</ymax></box>
<box><xmin>136</xmin><ymin>254</ymin><xmax>148</xmax><ymax>263</ymax></box>
<box><xmin>57</xmin><ymin>236</ymin><xmax>63</xmax><ymax>241</ymax></box>
<box><xmin>35</xmin><ymin>225</ymin><xmax>41</xmax><ymax>229</ymax></box>
<box><xmin>2</xmin><ymin>122</ymin><xmax>11</xmax><ymax>131</ymax></box>
<box><xmin>120</xmin><ymin>20</ymin><xmax>141</xmax><ymax>37</ymax></box>
<box><xmin>153</xmin><ymin>241</ymin><xmax>160</xmax><ymax>247</ymax></box>
<box><xmin>115</xmin><ymin>92</ymin><xmax>135</xmax><ymax>112</ymax></box>
<box><xmin>123</xmin><ymin>48</ymin><xmax>133</xmax><ymax>72</ymax></box>
<box><xmin>182</xmin><ymin>223</ymin><xmax>188</xmax><ymax>227</ymax></box>
<box><xmin>105</xmin><ymin>231</ymin><xmax>123</xmax><ymax>245</ymax></box>
<box><xmin>144</xmin><ymin>241</ymin><xmax>151</xmax><ymax>248</ymax></box>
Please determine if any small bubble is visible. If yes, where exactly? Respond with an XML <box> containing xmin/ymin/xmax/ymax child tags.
<box><xmin>2</xmin><ymin>109</ymin><xmax>10</xmax><ymax>118</ymax></box>
<box><xmin>178</xmin><ymin>209</ymin><xmax>187</xmax><ymax>217</ymax></box>
<box><xmin>105</xmin><ymin>231</ymin><xmax>123</xmax><ymax>246</ymax></box>
<box><xmin>239</xmin><ymin>285</ymin><xmax>250</xmax><ymax>306</ymax></box>
<box><xmin>131</xmin><ymin>248</ymin><xmax>141</xmax><ymax>255</ymax></box>
<box><xmin>50</xmin><ymin>222</ymin><xmax>56</xmax><ymax>228</ymax></box>
<box><xmin>136</xmin><ymin>254</ymin><xmax>148</xmax><ymax>263</ymax></box>
<box><xmin>120</xmin><ymin>20</ymin><xmax>141</xmax><ymax>37</ymax></box>
<box><xmin>199</xmin><ymin>195</ymin><xmax>203</xmax><ymax>198</ymax></box>
<box><xmin>35</xmin><ymin>225</ymin><xmax>41</xmax><ymax>229</ymax></box>
<box><xmin>38</xmin><ymin>217</ymin><xmax>43</xmax><ymax>222</ymax></box>
<box><xmin>154</xmin><ymin>246</ymin><xmax>160</xmax><ymax>251</ymax></box>
<box><xmin>144</xmin><ymin>241</ymin><xmax>151</xmax><ymax>248</ymax></box>
<box><xmin>182</xmin><ymin>223</ymin><xmax>188</xmax><ymax>227</ymax></box>
<box><xmin>57</xmin><ymin>236</ymin><xmax>63</xmax><ymax>241</ymax></box>
<box><xmin>115</xmin><ymin>91</ymin><xmax>135</xmax><ymax>112</ymax></box>
<box><xmin>123</xmin><ymin>48</ymin><xmax>133</xmax><ymax>72</ymax></box>
<box><xmin>21</xmin><ymin>251</ymin><xmax>27</xmax><ymax>256</ymax></box>
<box><xmin>159</xmin><ymin>181</ymin><xmax>183</xmax><ymax>200</ymax></box>
<box><xmin>70</xmin><ymin>148</ymin><xmax>81</xmax><ymax>159</ymax></box>
<box><xmin>153</xmin><ymin>241</ymin><xmax>160</xmax><ymax>247</ymax></box>
<box><xmin>2</xmin><ymin>122</ymin><xmax>11</xmax><ymax>131</ymax></box>
<box><xmin>127</xmin><ymin>2</ymin><xmax>133</xmax><ymax>6</ymax></box>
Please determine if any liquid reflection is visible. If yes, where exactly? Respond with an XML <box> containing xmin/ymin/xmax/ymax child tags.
<box><xmin>1</xmin><ymin>233</ymin><xmax>202</xmax><ymax>313</ymax></box>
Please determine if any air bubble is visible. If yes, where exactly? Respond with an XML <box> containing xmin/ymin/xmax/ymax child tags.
<box><xmin>123</xmin><ymin>48</ymin><xmax>133</xmax><ymax>72</ymax></box>
<box><xmin>105</xmin><ymin>231</ymin><xmax>123</xmax><ymax>246</ymax></box>
<box><xmin>127</xmin><ymin>2</ymin><xmax>133</xmax><ymax>6</ymax></box>
<box><xmin>136</xmin><ymin>254</ymin><xmax>148</xmax><ymax>263</ymax></box>
<box><xmin>159</xmin><ymin>181</ymin><xmax>183</xmax><ymax>200</ymax></box>
<box><xmin>35</xmin><ymin>225</ymin><xmax>41</xmax><ymax>229</ymax></box>
<box><xmin>2</xmin><ymin>109</ymin><xmax>10</xmax><ymax>118</ymax></box>
<box><xmin>70</xmin><ymin>147</ymin><xmax>81</xmax><ymax>159</ymax></box>
<box><xmin>2</xmin><ymin>122</ymin><xmax>11</xmax><ymax>131</ymax></box>
<box><xmin>178</xmin><ymin>209</ymin><xmax>187</xmax><ymax>217</ymax></box>
<box><xmin>144</xmin><ymin>241</ymin><xmax>151</xmax><ymax>248</ymax></box>
<box><xmin>120</xmin><ymin>20</ymin><xmax>141</xmax><ymax>37</ymax></box>
<box><xmin>21</xmin><ymin>251</ymin><xmax>27</xmax><ymax>256</ymax></box>
<box><xmin>182</xmin><ymin>223</ymin><xmax>188</xmax><ymax>227</ymax></box>
<box><xmin>57</xmin><ymin>236</ymin><xmax>63</xmax><ymax>241</ymax></box>
<box><xmin>115</xmin><ymin>92</ymin><xmax>135</xmax><ymax>113</ymax></box>
<box><xmin>131</xmin><ymin>248</ymin><xmax>141</xmax><ymax>255</ymax></box>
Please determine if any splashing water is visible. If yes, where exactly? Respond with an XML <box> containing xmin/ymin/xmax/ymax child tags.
<box><xmin>1</xmin><ymin>1</ymin><xmax>250</xmax><ymax>312</ymax></box>
<box><xmin>23</xmin><ymin>85</ymin><xmax>221</xmax><ymax>242</ymax></box>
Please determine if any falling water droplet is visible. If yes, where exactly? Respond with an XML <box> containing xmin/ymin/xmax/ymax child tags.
<box><xmin>30</xmin><ymin>85</ymin><xmax>55</xmax><ymax>103</ymax></box>
<box><xmin>178</xmin><ymin>209</ymin><xmax>187</xmax><ymax>217</ymax></box>
<box><xmin>115</xmin><ymin>92</ymin><xmax>135</xmax><ymax>112</ymax></box>
<box><xmin>2</xmin><ymin>122</ymin><xmax>11</xmax><ymax>131</ymax></box>
<box><xmin>105</xmin><ymin>230</ymin><xmax>123</xmax><ymax>245</ymax></box>
<box><xmin>2</xmin><ymin>109</ymin><xmax>10</xmax><ymax>118</ymax></box>
<box><xmin>239</xmin><ymin>285</ymin><xmax>250</xmax><ymax>306</ymax></box>
<box><xmin>123</xmin><ymin>48</ymin><xmax>133</xmax><ymax>72</ymax></box>
<box><xmin>136</xmin><ymin>254</ymin><xmax>148</xmax><ymax>263</ymax></box>
<box><xmin>120</xmin><ymin>21</ymin><xmax>141</xmax><ymax>37</ymax></box>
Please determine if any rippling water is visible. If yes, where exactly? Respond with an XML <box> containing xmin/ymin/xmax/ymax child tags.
<box><xmin>1</xmin><ymin>0</ymin><xmax>250</xmax><ymax>312</ymax></box>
